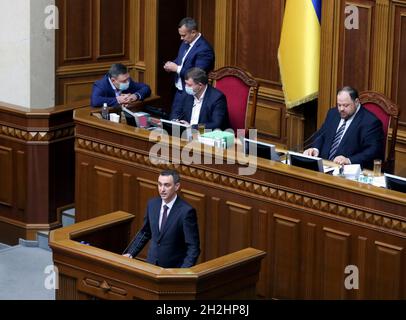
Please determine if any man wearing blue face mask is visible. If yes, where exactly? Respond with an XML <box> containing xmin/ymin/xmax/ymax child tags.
<box><xmin>169</xmin><ymin>67</ymin><xmax>230</xmax><ymax>130</ymax></box>
<box><xmin>91</xmin><ymin>63</ymin><xmax>151</xmax><ymax>107</ymax></box>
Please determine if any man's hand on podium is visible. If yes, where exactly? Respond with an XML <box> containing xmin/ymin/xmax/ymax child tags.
<box><xmin>123</xmin><ymin>253</ymin><xmax>133</xmax><ymax>258</ymax></box>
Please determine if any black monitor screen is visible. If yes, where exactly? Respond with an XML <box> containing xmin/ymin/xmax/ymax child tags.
<box><xmin>385</xmin><ymin>173</ymin><xmax>406</xmax><ymax>193</ymax></box>
<box><xmin>123</xmin><ymin>112</ymin><xmax>137</xmax><ymax>127</ymax></box>
<box><xmin>289</xmin><ymin>152</ymin><xmax>323</xmax><ymax>172</ymax></box>
<box><xmin>244</xmin><ymin>139</ymin><xmax>279</xmax><ymax>161</ymax></box>
<box><xmin>160</xmin><ymin>119</ymin><xmax>190</xmax><ymax>138</ymax></box>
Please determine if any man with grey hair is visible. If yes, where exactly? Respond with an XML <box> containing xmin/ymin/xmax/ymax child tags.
<box><xmin>91</xmin><ymin>63</ymin><xmax>151</xmax><ymax>107</ymax></box>
<box><xmin>164</xmin><ymin>17</ymin><xmax>215</xmax><ymax>116</ymax></box>
<box><xmin>169</xmin><ymin>67</ymin><xmax>230</xmax><ymax>131</ymax></box>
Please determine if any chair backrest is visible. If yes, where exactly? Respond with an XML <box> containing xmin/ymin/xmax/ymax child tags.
<box><xmin>359</xmin><ymin>91</ymin><xmax>400</xmax><ymax>173</ymax></box>
<box><xmin>208</xmin><ymin>66</ymin><xmax>259</xmax><ymax>134</ymax></box>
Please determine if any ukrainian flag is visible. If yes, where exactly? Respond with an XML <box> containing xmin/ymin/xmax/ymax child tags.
<box><xmin>278</xmin><ymin>0</ymin><xmax>321</xmax><ymax>108</ymax></box>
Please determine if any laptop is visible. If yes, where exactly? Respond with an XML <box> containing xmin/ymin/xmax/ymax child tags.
<box><xmin>122</xmin><ymin>107</ymin><xmax>150</xmax><ymax>128</ymax></box>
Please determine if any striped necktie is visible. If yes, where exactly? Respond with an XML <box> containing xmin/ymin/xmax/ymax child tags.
<box><xmin>160</xmin><ymin>205</ymin><xmax>169</xmax><ymax>232</ymax></box>
<box><xmin>328</xmin><ymin>121</ymin><xmax>347</xmax><ymax>160</ymax></box>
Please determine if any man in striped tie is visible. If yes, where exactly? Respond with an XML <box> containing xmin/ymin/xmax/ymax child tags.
<box><xmin>123</xmin><ymin>170</ymin><xmax>200</xmax><ymax>268</ymax></box>
<box><xmin>304</xmin><ymin>86</ymin><xmax>384</xmax><ymax>169</ymax></box>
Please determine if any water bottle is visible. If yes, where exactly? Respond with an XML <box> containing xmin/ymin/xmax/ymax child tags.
<box><xmin>101</xmin><ymin>103</ymin><xmax>109</xmax><ymax>120</ymax></box>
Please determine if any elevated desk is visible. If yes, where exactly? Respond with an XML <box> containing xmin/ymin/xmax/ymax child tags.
<box><xmin>49</xmin><ymin>211</ymin><xmax>266</xmax><ymax>300</ymax></box>
<box><xmin>74</xmin><ymin>107</ymin><xmax>406</xmax><ymax>299</ymax></box>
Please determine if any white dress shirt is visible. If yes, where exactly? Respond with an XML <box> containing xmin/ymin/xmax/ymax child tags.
<box><xmin>190</xmin><ymin>85</ymin><xmax>208</xmax><ymax>125</ymax></box>
<box><xmin>175</xmin><ymin>33</ymin><xmax>202</xmax><ymax>91</ymax></box>
<box><xmin>159</xmin><ymin>195</ymin><xmax>177</xmax><ymax>230</ymax></box>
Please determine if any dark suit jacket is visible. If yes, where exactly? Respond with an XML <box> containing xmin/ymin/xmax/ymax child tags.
<box><xmin>311</xmin><ymin>105</ymin><xmax>384</xmax><ymax>169</ymax></box>
<box><xmin>174</xmin><ymin>36</ymin><xmax>215</xmax><ymax>90</ymax></box>
<box><xmin>91</xmin><ymin>74</ymin><xmax>151</xmax><ymax>107</ymax></box>
<box><xmin>125</xmin><ymin>196</ymin><xmax>200</xmax><ymax>268</ymax></box>
<box><xmin>169</xmin><ymin>85</ymin><xmax>230</xmax><ymax>131</ymax></box>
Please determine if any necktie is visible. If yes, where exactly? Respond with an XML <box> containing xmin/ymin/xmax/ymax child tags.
<box><xmin>160</xmin><ymin>205</ymin><xmax>169</xmax><ymax>231</ymax></box>
<box><xmin>328</xmin><ymin>121</ymin><xmax>347</xmax><ymax>160</ymax></box>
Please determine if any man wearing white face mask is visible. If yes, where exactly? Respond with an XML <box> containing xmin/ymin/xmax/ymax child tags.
<box><xmin>169</xmin><ymin>67</ymin><xmax>230</xmax><ymax>131</ymax></box>
<box><xmin>91</xmin><ymin>63</ymin><xmax>151</xmax><ymax>107</ymax></box>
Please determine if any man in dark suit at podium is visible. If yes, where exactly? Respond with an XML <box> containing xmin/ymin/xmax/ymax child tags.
<box><xmin>303</xmin><ymin>86</ymin><xmax>384</xmax><ymax>169</ymax></box>
<box><xmin>91</xmin><ymin>63</ymin><xmax>151</xmax><ymax>107</ymax></box>
<box><xmin>164</xmin><ymin>17</ymin><xmax>215</xmax><ymax>116</ymax></box>
<box><xmin>123</xmin><ymin>170</ymin><xmax>200</xmax><ymax>268</ymax></box>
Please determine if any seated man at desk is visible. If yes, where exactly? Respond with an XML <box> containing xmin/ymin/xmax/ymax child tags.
<box><xmin>123</xmin><ymin>170</ymin><xmax>200</xmax><ymax>268</ymax></box>
<box><xmin>91</xmin><ymin>63</ymin><xmax>151</xmax><ymax>107</ymax></box>
<box><xmin>303</xmin><ymin>86</ymin><xmax>384</xmax><ymax>169</ymax></box>
<box><xmin>169</xmin><ymin>67</ymin><xmax>230</xmax><ymax>130</ymax></box>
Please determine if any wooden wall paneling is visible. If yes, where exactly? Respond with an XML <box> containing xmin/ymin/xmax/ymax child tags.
<box><xmin>355</xmin><ymin>236</ymin><xmax>368</xmax><ymax>299</ymax></box>
<box><xmin>62</xmin><ymin>0</ymin><xmax>93</xmax><ymax>63</ymax></box>
<box><xmin>56</xmin><ymin>72</ymin><xmax>106</xmax><ymax>105</ymax></box>
<box><xmin>0</xmin><ymin>146</ymin><xmax>12</xmax><ymax>206</ymax></box>
<box><xmin>395</xmin><ymin>138</ymin><xmax>406</xmax><ymax>176</ymax></box>
<box><xmin>135</xmin><ymin>177</ymin><xmax>158</xmax><ymax>229</ymax></box>
<box><xmin>187</xmin><ymin>0</ymin><xmax>216</xmax><ymax>46</ymax></box>
<box><xmin>16</xmin><ymin>150</ymin><xmax>26</xmax><ymax>213</ymax></box>
<box><xmin>252</xmin><ymin>209</ymin><xmax>270</xmax><ymax>298</ymax></box>
<box><xmin>97</xmin><ymin>0</ymin><xmax>128</xmax><ymax>59</ymax></box>
<box><xmin>76</xmin><ymin>160</ymin><xmax>90</xmax><ymax>221</ymax></box>
<box><xmin>26</xmin><ymin>146</ymin><xmax>49</xmax><ymax>224</ymax></box>
<box><xmin>373</xmin><ymin>241</ymin><xmax>403</xmax><ymax>299</ymax></box>
<box><xmin>390</xmin><ymin>3</ymin><xmax>406</xmax><ymax>126</ymax></box>
<box><xmin>180</xmin><ymin>189</ymin><xmax>206</xmax><ymax>263</ymax></box>
<box><xmin>255</xmin><ymin>102</ymin><xmax>283</xmax><ymax>140</ymax></box>
<box><xmin>225</xmin><ymin>201</ymin><xmax>252</xmax><ymax>254</ymax></box>
<box><xmin>303</xmin><ymin>223</ymin><xmax>317</xmax><ymax>299</ymax></box>
<box><xmin>57</xmin><ymin>274</ymin><xmax>80</xmax><ymax>300</ymax></box>
<box><xmin>56</xmin><ymin>0</ymin><xmax>136</xmax><ymax>104</ymax></box>
<box><xmin>318</xmin><ymin>0</ymin><xmax>341</xmax><ymax>127</ymax></box>
<box><xmin>212</xmin><ymin>0</ymin><xmax>288</xmax><ymax>145</ymax></box>
<box><xmin>214</xmin><ymin>0</ymin><xmax>232</xmax><ymax>67</ymax></box>
<box><xmin>371</xmin><ymin>0</ymin><xmax>390</xmax><ymax>93</ymax></box>
<box><xmin>271</xmin><ymin>213</ymin><xmax>301</xmax><ymax>299</ymax></box>
<box><xmin>121</xmin><ymin>173</ymin><xmax>135</xmax><ymax>214</ymax></box>
<box><xmin>321</xmin><ymin>227</ymin><xmax>351</xmax><ymax>299</ymax></box>
<box><xmin>205</xmin><ymin>197</ymin><xmax>221</xmax><ymax>261</ymax></box>
<box><xmin>92</xmin><ymin>165</ymin><xmax>119</xmax><ymax>220</ymax></box>
<box><xmin>134</xmin><ymin>177</ymin><xmax>157</xmax><ymax>260</ymax></box>
<box><xmin>337</xmin><ymin>1</ymin><xmax>374</xmax><ymax>92</ymax></box>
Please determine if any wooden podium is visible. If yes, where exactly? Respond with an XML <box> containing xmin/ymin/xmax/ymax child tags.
<box><xmin>49</xmin><ymin>211</ymin><xmax>266</xmax><ymax>300</ymax></box>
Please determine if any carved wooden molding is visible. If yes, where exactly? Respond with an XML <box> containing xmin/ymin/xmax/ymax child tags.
<box><xmin>76</xmin><ymin>138</ymin><xmax>406</xmax><ymax>234</ymax></box>
<box><xmin>0</xmin><ymin>125</ymin><xmax>75</xmax><ymax>142</ymax></box>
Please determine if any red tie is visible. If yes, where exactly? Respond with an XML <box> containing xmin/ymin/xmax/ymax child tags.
<box><xmin>160</xmin><ymin>205</ymin><xmax>169</xmax><ymax>232</ymax></box>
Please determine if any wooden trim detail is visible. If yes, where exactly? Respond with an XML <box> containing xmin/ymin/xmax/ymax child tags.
<box><xmin>75</xmin><ymin>137</ymin><xmax>406</xmax><ymax>235</ymax></box>
<box><xmin>0</xmin><ymin>125</ymin><xmax>75</xmax><ymax>142</ymax></box>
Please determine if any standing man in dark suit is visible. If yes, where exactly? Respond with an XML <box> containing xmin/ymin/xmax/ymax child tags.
<box><xmin>303</xmin><ymin>86</ymin><xmax>384</xmax><ymax>169</ymax></box>
<box><xmin>169</xmin><ymin>67</ymin><xmax>230</xmax><ymax>131</ymax></box>
<box><xmin>123</xmin><ymin>170</ymin><xmax>200</xmax><ymax>268</ymax></box>
<box><xmin>91</xmin><ymin>63</ymin><xmax>151</xmax><ymax>107</ymax></box>
<box><xmin>163</xmin><ymin>17</ymin><xmax>215</xmax><ymax>116</ymax></box>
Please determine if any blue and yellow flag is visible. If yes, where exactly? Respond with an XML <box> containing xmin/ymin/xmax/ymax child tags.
<box><xmin>278</xmin><ymin>0</ymin><xmax>321</xmax><ymax>108</ymax></box>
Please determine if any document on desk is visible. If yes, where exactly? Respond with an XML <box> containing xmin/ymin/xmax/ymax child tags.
<box><xmin>323</xmin><ymin>166</ymin><xmax>336</xmax><ymax>174</ymax></box>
